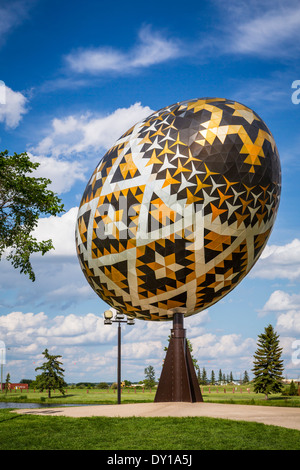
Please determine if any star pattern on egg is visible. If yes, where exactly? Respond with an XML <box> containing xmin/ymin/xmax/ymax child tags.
<box><xmin>76</xmin><ymin>98</ymin><xmax>281</xmax><ymax>321</ymax></box>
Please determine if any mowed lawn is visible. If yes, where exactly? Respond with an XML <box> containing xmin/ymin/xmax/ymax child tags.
<box><xmin>1</xmin><ymin>385</ymin><xmax>299</xmax><ymax>407</ymax></box>
<box><xmin>0</xmin><ymin>409</ymin><xmax>300</xmax><ymax>450</ymax></box>
<box><xmin>1</xmin><ymin>386</ymin><xmax>299</xmax><ymax>450</ymax></box>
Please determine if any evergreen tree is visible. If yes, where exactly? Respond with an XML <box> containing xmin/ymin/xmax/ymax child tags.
<box><xmin>202</xmin><ymin>367</ymin><xmax>207</xmax><ymax>385</ymax></box>
<box><xmin>252</xmin><ymin>324</ymin><xmax>284</xmax><ymax>399</ymax></box>
<box><xmin>197</xmin><ymin>368</ymin><xmax>201</xmax><ymax>384</ymax></box>
<box><xmin>218</xmin><ymin>369</ymin><xmax>223</xmax><ymax>383</ymax></box>
<box><xmin>35</xmin><ymin>349</ymin><xmax>66</xmax><ymax>398</ymax></box>
<box><xmin>211</xmin><ymin>370</ymin><xmax>215</xmax><ymax>385</ymax></box>
<box><xmin>243</xmin><ymin>370</ymin><xmax>250</xmax><ymax>383</ymax></box>
<box><xmin>229</xmin><ymin>371</ymin><xmax>233</xmax><ymax>383</ymax></box>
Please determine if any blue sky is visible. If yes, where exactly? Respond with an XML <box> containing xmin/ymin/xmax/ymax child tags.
<box><xmin>0</xmin><ymin>0</ymin><xmax>300</xmax><ymax>384</ymax></box>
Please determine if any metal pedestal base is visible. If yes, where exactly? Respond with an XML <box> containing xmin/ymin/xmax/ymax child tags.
<box><xmin>154</xmin><ymin>313</ymin><xmax>203</xmax><ymax>403</ymax></box>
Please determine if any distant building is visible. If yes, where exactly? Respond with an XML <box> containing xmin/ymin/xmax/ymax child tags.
<box><xmin>1</xmin><ymin>383</ymin><xmax>28</xmax><ymax>390</ymax></box>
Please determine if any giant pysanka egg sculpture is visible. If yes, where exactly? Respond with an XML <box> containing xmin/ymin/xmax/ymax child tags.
<box><xmin>76</xmin><ymin>98</ymin><xmax>281</xmax><ymax>321</ymax></box>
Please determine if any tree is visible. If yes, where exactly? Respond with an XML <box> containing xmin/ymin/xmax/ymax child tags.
<box><xmin>0</xmin><ymin>150</ymin><xmax>64</xmax><ymax>281</ymax></box>
<box><xmin>35</xmin><ymin>349</ymin><xmax>66</xmax><ymax>398</ymax></box>
<box><xmin>186</xmin><ymin>339</ymin><xmax>199</xmax><ymax>373</ymax></box>
<box><xmin>144</xmin><ymin>365</ymin><xmax>156</xmax><ymax>389</ymax></box>
<box><xmin>252</xmin><ymin>324</ymin><xmax>284</xmax><ymax>399</ymax></box>
<box><xmin>288</xmin><ymin>381</ymin><xmax>297</xmax><ymax>396</ymax></box>
<box><xmin>243</xmin><ymin>370</ymin><xmax>250</xmax><ymax>383</ymax></box>
<box><xmin>201</xmin><ymin>367</ymin><xmax>207</xmax><ymax>385</ymax></box>
<box><xmin>5</xmin><ymin>373</ymin><xmax>10</xmax><ymax>394</ymax></box>
<box><xmin>210</xmin><ymin>370</ymin><xmax>215</xmax><ymax>385</ymax></box>
<box><xmin>97</xmin><ymin>382</ymin><xmax>109</xmax><ymax>389</ymax></box>
<box><xmin>218</xmin><ymin>369</ymin><xmax>223</xmax><ymax>384</ymax></box>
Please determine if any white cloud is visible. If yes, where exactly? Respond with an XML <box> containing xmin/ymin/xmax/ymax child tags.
<box><xmin>251</xmin><ymin>239</ymin><xmax>300</xmax><ymax>280</ymax></box>
<box><xmin>276</xmin><ymin>310</ymin><xmax>300</xmax><ymax>335</ymax></box>
<box><xmin>31</xmin><ymin>102</ymin><xmax>153</xmax><ymax>158</ymax></box>
<box><xmin>123</xmin><ymin>309</ymin><xmax>209</xmax><ymax>345</ymax></box>
<box><xmin>46</xmin><ymin>313</ymin><xmax>116</xmax><ymax>345</ymax></box>
<box><xmin>230</xmin><ymin>5</ymin><xmax>300</xmax><ymax>57</ymax></box>
<box><xmin>191</xmin><ymin>333</ymin><xmax>256</xmax><ymax>359</ymax></box>
<box><xmin>0</xmin><ymin>84</ymin><xmax>28</xmax><ymax>128</ymax></box>
<box><xmin>0</xmin><ymin>310</ymin><xmax>165</xmax><ymax>381</ymax></box>
<box><xmin>0</xmin><ymin>310</ymin><xmax>116</xmax><ymax>350</ymax></box>
<box><xmin>65</xmin><ymin>26</ymin><xmax>183</xmax><ymax>75</ymax></box>
<box><xmin>212</xmin><ymin>1</ymin><xmax>300</xmax><ymax>59</ymax></box>
<box><xmin>261</xmin><ymin>290</ymin><xmax>300</xmax><ymax>313</ymax></box>
<box><xmin>29</xmin><ymin>153</ymin><xmax>87</xmax><ymax>194</ymax></box>
<box><xmin>0</xmin><ymin>311</ymin><xmax>47</xmax><ymax>331</ymax></box>
<box><xmin>261</xmin><ymin>290</ymin><xmax>300</xmax><ymax>336</ymax></box>
<box><xmin>33</xmin><ymin>207</ymin><xmax>78</xmax><ymax>257</ymax></box>
<box><xmin>111</xmin><ymin>341</ymin><xmax>163</xmax><ymax>360</ymax></box>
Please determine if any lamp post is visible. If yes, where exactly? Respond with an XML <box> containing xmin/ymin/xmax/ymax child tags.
<box><xmin>0</xmin><ymin>344</ymin><xmax>10</xmax><ymax>393</ymax></box>
<box><xmin>0</xmin><ymin>341</ymin><xmax>6</xmax><ymax>393</ymax></box>
<box><xmin>104</xmin><ymin>310</ymin><xmax>135</xmax><ymax>404</ymax></box>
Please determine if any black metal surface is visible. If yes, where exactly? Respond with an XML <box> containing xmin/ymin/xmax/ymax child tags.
<box><xmin>154</xmin><ymin>313</ymin><xmax>203</xmax><ymax>403</ymax></box>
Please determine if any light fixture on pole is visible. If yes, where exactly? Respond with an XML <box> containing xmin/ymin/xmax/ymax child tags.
<box><xmin>104</xmin><ymin>310</ymin><xmax>135</xmax><ymax>404</ymax></box>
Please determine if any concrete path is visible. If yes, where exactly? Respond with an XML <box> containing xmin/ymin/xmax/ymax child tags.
<box><xmin>14</xmin><ymin>402</ymin><xmax>300</xmax><ymax>431</ymax></box>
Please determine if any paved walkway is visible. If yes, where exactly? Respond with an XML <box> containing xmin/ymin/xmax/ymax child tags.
<box><xmin>14</xmin><ymin>402</ymin><xmax>300</xmax><ymax>431</ymax></box>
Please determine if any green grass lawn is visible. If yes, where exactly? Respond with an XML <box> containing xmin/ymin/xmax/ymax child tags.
<box><xmin>1</xmin><ymin>385</ymin><xmax>299</xmax><ymax>407</ymax></box>
<box><xmin>1</xmin><ymin>386</ymin><xmax>299</xmax><ymax>450</ymax></box>
<box><xmin>0</xmin><ymin>409</ymin><xmax>299</xmax><ymax>450</ymax></box>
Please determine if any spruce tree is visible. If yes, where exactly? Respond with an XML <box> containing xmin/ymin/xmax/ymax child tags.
<box><xmin>202</xmin><ymin>367</ymin><xmax>207</xmax><ymax>385</ymax></box>
<box><xmin>35</xmin><ymin>349</ymin><xmax>66</xmax><ymax>398</ymax></box>
<box><xmin>252</xmin><ymin>324</ymin><xmax>284</xmax><ymax>399</ymax></box>
<box><xmin>243</xmin><ymin>370</ymin><xmax>249</xmax><ymax>383</ymax></box>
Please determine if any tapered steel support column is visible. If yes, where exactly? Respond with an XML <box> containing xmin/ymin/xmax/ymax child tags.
<box><xmin>117</xmin><ymin>322</ymin><xmax>121</xmax><ymax>405</ymax></box>
<box><xmin>154</xmin><ymin>313</ymin><xmax>203</xmax><ymax>403</ymax></box>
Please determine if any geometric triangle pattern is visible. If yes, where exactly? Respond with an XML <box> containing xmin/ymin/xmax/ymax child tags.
<box><xmin>76</xmin><ymin>97</ymin><xmax>281</xmax><ymax>321</ymax></box>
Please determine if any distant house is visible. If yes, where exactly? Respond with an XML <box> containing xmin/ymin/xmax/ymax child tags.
<box><xmin>1</xmin><ymin>383</ymin><xmax>28</xmax><ymax>391</ymax></box>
